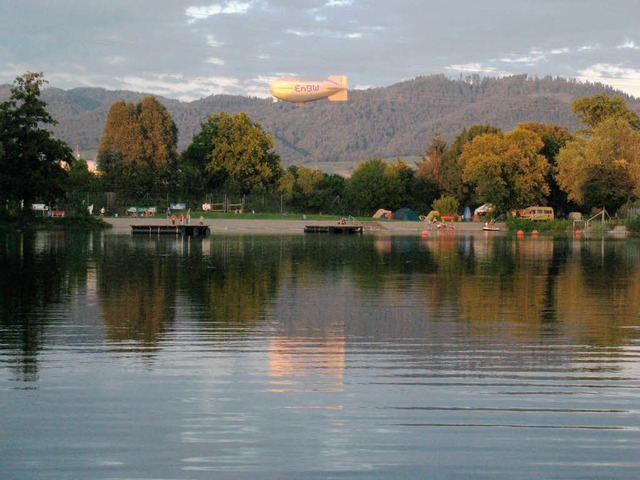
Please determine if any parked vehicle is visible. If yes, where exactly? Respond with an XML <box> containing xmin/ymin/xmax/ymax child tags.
<box><xmin>522</xmin><ymin>206</ymin><xmax>554</xmax><ymax>221</ymax></box>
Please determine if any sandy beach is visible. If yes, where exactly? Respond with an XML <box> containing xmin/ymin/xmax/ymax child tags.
<box><xmin>104</xmin><ymin>215</ymin><xmax>494</xmax><ymax>235</ymax></box>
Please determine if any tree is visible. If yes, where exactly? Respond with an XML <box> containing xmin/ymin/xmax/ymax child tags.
<box><xmin>65</xmin><ymin>158</ymin><xmax>99</xmax><ymax>214</ymax></box>
<box><xmin>388</xmin><ymin>158</ymin><xmax>414</xmax><ymax>208</ymax></box>
<box><xmin>460</xmin><ymin>128</ymin><xmax>550</xmax><ymax>213</ymax></box>
<box><xmin>417</xmin><ymin>133</ymin><xmax>447</xmax><ymax>186</ymax></box>
<box><xmin>97</xmin><ymin>96</ymin><xmax>178</xmax><ymax>199</ymax></box>
<box><xmin>0</xmin><ymin>72</ymin><xmax>73</xmax><ymax>213</ymax></box>
<box><xmin>441</xmin><ymin>125</ymin><xmax>500</xmax><ymax>205</ymax></box>
<box><xmin>183</xmin><ymin>112</ymin><xmax>282</xmax><ymax>195</ymax></box>
<box><xmin>412</xmin><ymin>134</ymin><xmax>446</xmax><ymax>213</ymax></box>
<box><xmin>345</xmin><ymin>158</ymin><xmax>409</xmax><ymax>214</ymax></box>
<box><xmin>556</xmin><ymin>118</ymin><xmax>640</xmax><ymax>212</ymax></box>
<box><xmin>432</xmin><ymin>195</ymin><xmax>459</xmax><ymax>216</ymax></box>
<box><xmin>278</xmin><ymin>166</ymin><xmax>345</xmax><ymax>213</ymax></box>
<box><xmin>518</xmin><ymin>122</ymin><xmax>574</xmax><ymax>214</ymax></box>
<box><xmin>572</xmin><ymin>93</ymin><xmax>640</xmax><ymax>132</ymax></box>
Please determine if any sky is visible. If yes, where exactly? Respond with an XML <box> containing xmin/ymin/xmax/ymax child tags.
<box><xmin>2</xmin><ymin>0</ymin><xmax>640</xmax><ymax>102</ymax></box>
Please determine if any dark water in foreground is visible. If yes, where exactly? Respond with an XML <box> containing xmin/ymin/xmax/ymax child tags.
<box><xmin>1</xmin><ymin>230</ymin><xmax>639</xmax><ymax>479</ymax></box>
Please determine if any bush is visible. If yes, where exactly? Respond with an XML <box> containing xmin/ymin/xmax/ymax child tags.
<box><xmin>507</xmin><ymin>218</ymin><xmax>571</xmax><ymax>233</ymax></box>
<box><xmin>432</xmin><ymin>195</ymin><xmax>460</xmax><ymax>216</ymax></box>
<box><xmin>625</xmin><ymin>216</ymin><xmax>640</xmax><ymax>233</ymax></box>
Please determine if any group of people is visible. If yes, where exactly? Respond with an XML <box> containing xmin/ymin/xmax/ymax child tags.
<box><xmin>167</xmin><ymin>207</ymin><xmax>191</xmax><ymax>225</ymax></box>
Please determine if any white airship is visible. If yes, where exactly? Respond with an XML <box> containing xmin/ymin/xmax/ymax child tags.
<box><xmin>269</xmin><ymin>75</ymin><xmax>348</xmax><ymax>105</ymax></box>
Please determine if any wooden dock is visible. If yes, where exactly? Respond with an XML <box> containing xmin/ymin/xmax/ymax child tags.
<box><xmin>304</xmin><ymin>225</ymin><xmax>363</xmax><ymax>234</ymax></box>
<box><xmin>131</xmin><ymin>224</ymin><xmax>210</xmax><ymax>237</ymax></box>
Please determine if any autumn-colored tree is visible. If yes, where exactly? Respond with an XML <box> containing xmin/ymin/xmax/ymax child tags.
<box><xmin>461</xmin><ymin>128</ymin><xmax>550</xmax><ymax>213</ymax></box>
<box><xmin>556</xmin><ymin>118</ymin><xmax>640</xmax><ymax>212</ymax></box>
<box><xmin>0</xmin><ymin>72</ymin><xmax>73</xmax><ymax>214</ymax></box>
<box><xmin>518</xmin><ymin>122</ymin><xmax>574</xmax><ymax>214</ymax></box>
<box><xmin>97</xmin><ymin>96</ymin><xmax>178</xmax><ymax>198</ymax></box>
<box><xmin>183</xmin><ymin>112</ymin><xmax>282</xmax><ymax>195</ymax></box>
<box><xmin>417</xmin><ymin>133</ymin><xmax>447</xmax><ymax>186</ymax></box>
<box><xmin>441</xmin><ymin>125</ymin><xmax>500</xmax><ymax>205</ymax></box>
<box><xmin>412</xmin><ymin>134</ymin><xmax>445</xmax><ymax>212</ymax></box>
<box><xmin>572</xmin><ymin>93</ymin><xmax>640</xmax><ymax>132</ymax></box>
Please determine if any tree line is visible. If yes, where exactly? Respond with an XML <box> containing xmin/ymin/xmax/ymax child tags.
<box><xmin>2</xmin><ymin>72</ymin><xmax>640</xmax><ymax>219</ymax></box>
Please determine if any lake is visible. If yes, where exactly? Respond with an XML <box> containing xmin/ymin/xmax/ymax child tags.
<box><xmin>1</xmin><ymin>230</ymin><xmax>639</xmax><ymax>479</ymax></box>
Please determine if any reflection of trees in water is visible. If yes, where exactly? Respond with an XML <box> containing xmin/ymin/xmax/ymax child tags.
<box><xmin>3</xmin><ymin>231</ymin><xmax>640</xmax><ymax>380</ymax></box>
<box><xmin>0</xmin><ymin>231</ymin><xmax>93</xmax><ymax>382</ymax></box>
<box><xmin>450</xmin><ymin>237</ymin><xmax>640</xmax><ymax>347</ymax></box>
<box><xmin>97</xmin><ymin>238</ymin><xmax>178</xmax><ymax>345</ymax></box>
<box><xmin>179</xmin><ymin>236</ymin><xmax>282</xmax><ymax>328</ymax></box>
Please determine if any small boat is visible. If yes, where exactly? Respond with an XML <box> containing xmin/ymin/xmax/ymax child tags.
<box><xmin>483</xmin><ymin>223</ymin><xmax>500</xmax><ymax>231</ymax></box>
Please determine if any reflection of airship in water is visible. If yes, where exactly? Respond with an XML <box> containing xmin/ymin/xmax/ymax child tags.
<box><xmin>269</xmin><ymin>75</ymin><xmax>348</xmax><ymax>105</ymax></box>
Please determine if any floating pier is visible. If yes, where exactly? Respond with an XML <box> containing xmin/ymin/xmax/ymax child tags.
<box><xmin>131</xmin><ymin>225</ymin><xmax>210</xmax><ymax>237</ymax></box>
<box><xmin>304</xmin><ymin>225</ymin><xmax>363</xmax><ymax>234</ymax></box>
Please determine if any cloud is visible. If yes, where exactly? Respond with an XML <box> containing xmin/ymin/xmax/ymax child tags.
<box><xmin>498</xmin><ymin>54</ymin><xmax>546</xmax><ymax>65</ymax></box>
<box><xmin>286</xmin><ymin>29</ymin><xmax>314</xmax><ymax>37</ymax></box>
<box><xmin>577</xmin><ymin>63</ymin><xmax>640</xmax><ymax>99</ymax></box>
<box><xmin>206</xmin><ymin>35</ymin><xmax>224</xmax><ymax>47</ymax></box>
<box><xmin>325</xmin><ymin>0</ymin><xmax>354</xmax><ymax>6</ymax></box>
<box><xmin>104</xmin><ymin>55</ymin><xmax>126</xmax><ymax>65</ymax></box>
<box><xmin>494</xmin><ymin>46</ymin><xmax>570</xmax><ymax>66</ymax></box>
<box><xmin>185</xmin><ymin>1</ymin><xmax>252</xmax><ymax>23</ymax></box>
<box><xmin>205</xmin><ymin>57</ymin><xmax>225</xmax><ymax>65</ymax></box>
<box><xmin>616</xmin><ymin>40</ymin><xmax>639</xmax><ymax>50</ymax></box>
<box><xmin>115</xmin><ymin>73</ymin><xmax>245</xmax><ymax>101</ymax></box>
<box><xmin>578</xmin><ymin>44</ymin><xmax>600</xmax><ymax>52</ymax></box>
<box><xmin>445</xmin><ymin>63</ymin><xmax>510</xmax><ymax>76</ymax></box>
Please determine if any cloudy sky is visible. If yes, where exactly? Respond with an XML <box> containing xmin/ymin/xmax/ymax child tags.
<box><xmin>2</xmin><ymin>0</ymin><xmax>640</xmax><ymax>101</ymax></box>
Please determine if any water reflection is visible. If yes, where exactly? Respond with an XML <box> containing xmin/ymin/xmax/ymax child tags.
<box><xmin>2</xmin><ymin>232</ymin><xmax>640</xmax><ymax>377</ymax></box>
<box><xmin>2</xmin><ymin>230</ymin><xmax>640</xmax><ymax>479</ymax></box>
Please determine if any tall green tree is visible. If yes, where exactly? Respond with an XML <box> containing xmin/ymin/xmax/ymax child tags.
<box><xmin>182</xmin><ymin>112</ymin><xmax>282</xmax><ymax>195</ymax></box>
<box><xmin>460</xmin><ymin>128</ymin><xmax>550</xmax><ymax>213</ymax></box>
<box><xmin>278</xmin><ymin>165</ymin><xmax>345</xmax><ymax>213</ymax></box>
<box><xmin>345</xmin><ymin>158</ymin><xmax>408</xmax><ymax>214</ymax></box>
<box><xmin>0</xmin><ymin>72</ymin><xmax>73</xmax><ymax>213</ymax></box>
<box><xmin>572</xmin><ymin>93</ymin><xmax>640</xmax><ymax>132</ymax></box>
<box><xmin>555</xmin><ymin>94</ymin><xmax>640</xmax><ymax>213</ymax></box>
<box><xmin>65</xmin><ymin>158</ymin><xmax>99</xmax><ymax>213</ymax></box>
<box><xmin>97</xmin><ymin>96</ymin><xmax>178</xmax><ymax>199</ymax></box>
<box><xmin>556</xmin><ymin>118</ymin><xmax>640</xmax><ymax>212</ymax></box>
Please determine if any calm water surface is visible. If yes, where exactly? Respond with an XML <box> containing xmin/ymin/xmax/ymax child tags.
<box><xmin>1</xmin><ymin>230</ymin><xmax>639</xmax><ymax>479</ymax></box>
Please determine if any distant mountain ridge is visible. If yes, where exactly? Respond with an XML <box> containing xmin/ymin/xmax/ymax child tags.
<box><xmin>2</xmin><ymin>74</ymin><xmax>638</xmax><ymax>174</ymax></box>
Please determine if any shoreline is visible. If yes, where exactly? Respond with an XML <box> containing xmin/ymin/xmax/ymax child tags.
<box><xmin>103</xmin><ymin>216</ymin><xmax>495</xmax><ymax>235</ymax></box>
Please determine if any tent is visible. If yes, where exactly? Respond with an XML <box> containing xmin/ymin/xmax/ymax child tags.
<box><xmin>392</xmin><ymin>207</ymin><xmax>420</xmax><ymax>221</ymax></box>
<box><xmin>473</xmin><ymin>203</ymin><xmax>494</xmax><ymax>216</ymax></box>
<box><xmin>373</xmin><ymin>208</ymin><xmax>392</xmax><ymax>219</ymax></box>
<box><xmin>424</xmin><ymin>210</ymin><xmax>440</xmax><ymax>222</ymax></box>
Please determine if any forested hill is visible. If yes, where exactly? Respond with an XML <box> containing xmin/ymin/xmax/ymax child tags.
<box><xmin>2</xmin><ymin>74</ymin><xmax>638</xmax><ymax>174</ymax></box>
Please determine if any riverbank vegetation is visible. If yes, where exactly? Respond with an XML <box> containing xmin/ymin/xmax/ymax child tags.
<box><xmin>2</xmin><ymin>72</ymin><xmax>640</xmax><ymax>231</ymax></box>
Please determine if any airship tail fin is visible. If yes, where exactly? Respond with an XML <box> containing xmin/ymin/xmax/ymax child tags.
<box><xmin>328</xmin><ymin>75</ymin><xmax>348</xmax><ymax>101</ymax></box>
